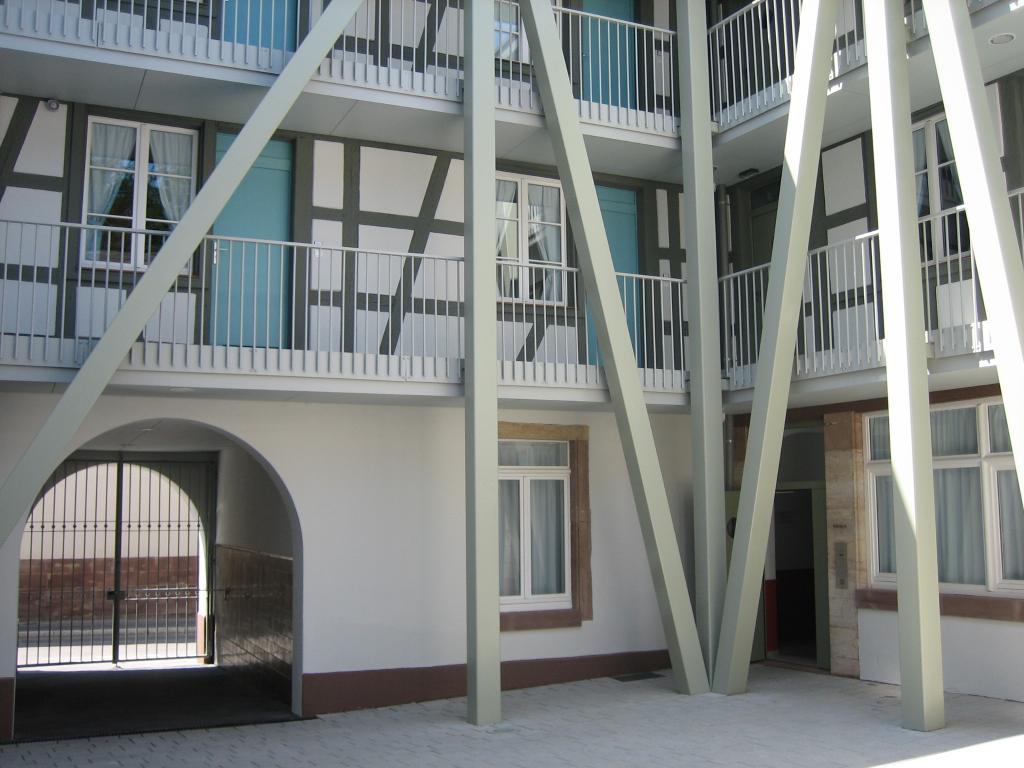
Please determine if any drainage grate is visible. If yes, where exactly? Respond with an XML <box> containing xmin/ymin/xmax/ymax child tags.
<box><xmin>611</xmin><ymin>671</ymin><xmax>663</xmax><ymax>682</ymax></box>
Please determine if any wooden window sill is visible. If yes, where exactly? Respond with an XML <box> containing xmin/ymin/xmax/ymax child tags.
<box><xmin>501</xmin><ymin>608</ymin><xmax>583</xmax><ymax>632</ymax></box>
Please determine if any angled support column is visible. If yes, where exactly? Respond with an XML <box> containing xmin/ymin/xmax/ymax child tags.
<box><xmin>923</xmin><ymin>0</ymin><xmax>1024</xmax><ymax>487</ymax></box>
<box><xmin>865</xmin><ymin>3</ymin><xmax>945</xmax><ymax>732</ymax></box>
<box><xmin>463</xmin><ymin>0</ymin><xmax>501</xmax><ymax>726</ymax></box>
<box><xmin>712</xmin><ymin>0</ymin><xmax>838</xmax><ymax>695</ymax></box>
<box><xmin>0</xmin><ymin>0</ymin><xmax>365</xmax><ymax>549</ymax></box>
<box><xmin>519</xmin><ymin>0</ymin><xmax>709</xmax><ymax>695</ymax></box>
<box><xmin>675</xmin><ymin>0</ymin><xmax>727</xmax><ymax>676</ymax></box>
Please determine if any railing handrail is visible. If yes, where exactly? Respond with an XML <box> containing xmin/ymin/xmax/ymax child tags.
<box><xmin>3</xmin><ymin>220</ymin><xmax>689</xmax><ymax>286</ymax></box>
<box><xmin>706</xmin><ymin>0</ymin><xmax>776</xmax><ymax>35</ymax></box>
<box><xmin>552</xmin><ymin>5</ymin><xmax>675</xmax><ymax>36</ymax></box>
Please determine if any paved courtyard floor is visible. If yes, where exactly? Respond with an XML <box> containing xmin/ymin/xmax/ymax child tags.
<box><xmin>2</xmin><ymin>664</ymin><xmax>1023</xmax><ymax>767</ymax></box>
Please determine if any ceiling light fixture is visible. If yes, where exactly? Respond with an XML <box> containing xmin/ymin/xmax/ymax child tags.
<box><xmin>989</xmin><ymin>32</ymin><xmax>1016</xmax><ymax>45</ymax></box>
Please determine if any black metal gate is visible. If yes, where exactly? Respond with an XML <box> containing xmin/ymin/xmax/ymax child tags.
<box><xmin>17</xmin><ymin>454</ymin><xmax>216</xmax><ymax>667</ymax></box>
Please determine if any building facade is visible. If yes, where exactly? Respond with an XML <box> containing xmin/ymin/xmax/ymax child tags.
<box><xmin>0</xmin><ymin>0</ymin><xmax>1022</xmax><ymax>741</ymax></box>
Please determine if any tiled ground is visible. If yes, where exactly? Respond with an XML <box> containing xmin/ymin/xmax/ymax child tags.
<box><xmin>3</xmin><ymin>665</ymin><xmax>1023</xmax><ymax>767</ymax></box>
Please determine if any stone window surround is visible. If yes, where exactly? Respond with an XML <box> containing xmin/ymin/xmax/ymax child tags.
<box><xmin>497</xmin><ymin>422</ymin><xmax>592</xmax><ymax>632</ymax></box>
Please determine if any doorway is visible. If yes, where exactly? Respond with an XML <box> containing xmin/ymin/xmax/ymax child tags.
<box><xmin>766</xmin><ymin>487</ymin><xmax>829</xmax><ymax>669</ymax></box>
<box><xmin>18</xmin><ymin>455</ymin><xmax>214</xmax><ymax>668</ymax></box>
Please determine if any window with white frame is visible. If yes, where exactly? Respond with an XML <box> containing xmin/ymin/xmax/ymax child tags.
<box><xmin>865</xmin><ymin>399</ymin><xmax>1024</xmax><ymax>593</ymax></box>
<box><xmin>83</xmin><ymin>117</ymin><xmax>198</xmax><ymax>268</ymax></box>
<box><xmin>495</xmin><ymin>173</ymin><xmax>568</xmax><ymax>303</ymax></box>
<box><xmin>912</xmin><ymin>113</ymin><xmax>969</xmax><ymax>261</ymax></box>
<box><xmin>499</xmin><ymin>439</ymin><xmax>572</xmax><ymax>611</ymax></box>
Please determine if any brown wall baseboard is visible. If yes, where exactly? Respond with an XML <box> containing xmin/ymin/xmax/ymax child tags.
<box><xmin>0</xmin><ymin>677</ymin><xmax>13</xmax><ymax>743</ymax></box>
<box><xmin>856</xmin><ymin>588</ymin><xmax>1024</xmax><ymax>623</ymax></box>
<box><xmin>302</xmin><ymin>649</ymin><xmax>670</xmax><ymax>716</ymax></box>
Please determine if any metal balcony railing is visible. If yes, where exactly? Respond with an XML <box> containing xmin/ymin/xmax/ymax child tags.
<box><xmin>707</xmin><ymin>0</ymin><xmax>1000</xmax><ymax>130</ymax></box>
<box><xmin>719</xmin><ymin>187</ymin><xmax>1024</xmax><ymax>389</ymax></box>
<box><xmin>0</xmin><ymin>220</ymin><xmax>689</xmax><ymax>393</ymax></box>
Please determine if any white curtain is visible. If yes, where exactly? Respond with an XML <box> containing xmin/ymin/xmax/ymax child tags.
<box><xmin>990</xmin><ymin>404</ymin><xmax>1012</xmax><ymax>454</ymax></box>
<box><xmin>88</xmin><ymin>123</ymin><xmax>137</xmax><ymax>221</ymax></box>
<box><xmin>875</xmin><ymin>475</ymin><xmax>896</xmax><ymax>573</ymax></box>
<box><xmin>998</xmin><ymin>470</ymin><xmax>1024</xmax><ymax>581</ymax></box>
<box><xmin>930</xmin><ymin>408</ymin><xmax>978</xmax><ymax>456</ymax></box>
<box><xmin>499</xmin><ymin>479</ymin><xmax>521</xmax><ymax>597</ymax></box>
<box><xmin>148</xmin><ymin>131</ymin><xmax>194</xmax><ymax>222</ymax></box>
<box><xmin>934</xmin><ymin>467</ymin><xmax>986</xmax><ymax>585</ymax></box>
<box><xmin>530</xmin><ymin>479</ymin><xmax>565</xmax><ymax>595</ymax></box>
<box><xmin>868</xmin><ymin>416</ymin><xmax>890</xmax><ymax>461</ymax></box>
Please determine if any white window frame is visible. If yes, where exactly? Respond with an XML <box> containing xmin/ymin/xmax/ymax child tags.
<box><xmin>912</xmin><ymin>112</ymin><xmax>969</xmax><ymax>263</ymax></box>
<box><xmin>864</xmin><ymin>397</ymin><xmax>1024</xmax><ymax>596</ymax></box>
<box><xmin>496</xmin><ymin>171</ymin><xmax>569</xmax><ymax>306</ymax></box>
<box><xmin>499</xmin><ymin>439</ymin><xmax>573</xmax><ymax>612</ymax></box>
<box><xmin>82</xmin><ymin>116</ymin><xmax>199</xmax><ymax>270</ymax></box>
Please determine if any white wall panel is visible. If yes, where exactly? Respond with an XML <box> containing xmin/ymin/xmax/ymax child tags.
<box><xmin>359</xmin><ymin>147</ymin><xmax>435</xmax><ymax>216</ymax></box>
<box><xmin>312</xmin><ymin>140</ymin><xmax>345</xmax><ymax>210</ymax></box>
<box><xmin>0</xmin><ymin>188</ymin><xmax>62</xmax><ymax>225</ymax></box>
<box><xmin>358</xmin><ymin>225</ymin><xmax>413</xmax><ymax>254</ymax></box>
<box><xmin>14</xmin><ymin>102</ymin><xmax>66</xmax><ymax>177</ymax></box>
<box><xmin>859</xmin><ymin>608</ymin><xmax>1024</xmax><ymax>703</ymax></box>
<box><xmin>821</xmin><ymin>138</ymin><xmax>866</xmax><ymax>216</ymax></box>
<box><xmin>434</xmin><ymin>158</ymin><xmax>464</xmax><ymax>222</ymax></box>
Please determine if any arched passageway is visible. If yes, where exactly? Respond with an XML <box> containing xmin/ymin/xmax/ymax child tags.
<box><xmin>11</xmin><ymin>420</ymin><xmax>302</xmax><ymax>741</ymax></box>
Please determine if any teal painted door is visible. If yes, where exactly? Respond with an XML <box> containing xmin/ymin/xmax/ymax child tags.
<box><xmin>221</xmin><ymin>0</ymin><xmax>298</xmax><ymax>52</ymax></box>
<box><xmin>581</xmin><ymin>0</ymin><xmax>637</xmax><ymax>109</ymax></box>
<box><xmin>587</xmin><ymin>186</ymin><xmax>639</xmax><ymax>365</ymax></box>
<box><xmin>211</xmin><ymin>135</ymin><xmax>293</xmax><ymax>349</ymax></box>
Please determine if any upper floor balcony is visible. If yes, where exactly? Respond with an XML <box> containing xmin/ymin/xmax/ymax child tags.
<box><xmin>0</xmin><ymin>218</ymin><xmax>689</xmax><ymax>404</ymax></box>
<box><xmin>719</xmin><ymin>187</ymin><xmax>1024</xmax><ymax>404</ymax></box>
<box><xmin>1</xmin><ymin>1</ymin><xmax>1011</xmax><ymax>173</ymax></box>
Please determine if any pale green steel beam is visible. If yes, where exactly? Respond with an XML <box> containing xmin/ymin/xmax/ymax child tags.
<box><xmin>864</xmin><ymin>2</ymin><xmax>945</xmax><ymax>732</ymax></box>
<box><xmin>675</xmin><ymin>0</ymin><xmax>727</xmax><ymax>676</ymax></box>
<box><xmin>712</xmin><ymin>0</ymin><xmax>839</xmax><ymax>695</ymax></box>
<box><xmin>463</xmin><ymin>0</ymin><xmax>502</xmax><ymax>726</ymax></box>
<box><xmin>0</xmin><ymin>0</ymin><xmax>365</xmax><ymax>550</ymax></box>
<box><xmin>519</xmin><ymin>0</ymin><xmax>709</xmax><ymax>695</ymax></box>
<box><xmin>923</xmin><ymin>0</ymin><xmax>1024</xmax><ymax>490</ymax></box>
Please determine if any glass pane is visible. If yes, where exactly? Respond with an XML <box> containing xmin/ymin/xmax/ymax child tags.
<box><xmin>499</xmin><ymin>441</ymin><xmax>568</xmax><ymax>467</ymax></box>
<box><xmin>148</xmin><ymin>131</ymin><xmax>194</xmax><ymax>176</ymax></box>
<box><xmin>497</xmin><ymin>263</ymin><xmax>520</xmax><ymax>300</ymax></box>
<box><xmin>869</xmin><ymin>416</ymin><xmax>891</xmax><ymax>461</ymax></box>
<box><xmin>496</xmin><ymin>180</ymin><xmax>519</xmax><ymax>219</ymax></box>
<box><xmin>930</xmin><ymin>408</ymin><xmax>978</xmax><ymax>456</ymax></box>
<box><xmin>912</xmin><ymin>128</ymin><xmax>927</xmax><ymax>173</ymax></box>
<box><xmin>90</xmin><ymin>123</ymin><xmax>137</xmax><ymax>170</ymax></box>
<box><xmin>935</xmin><ymin>120</ymin><xmax>954</xmax><ymax>165</ymax></box>
<box><xmin>83</xmin><ymin>221</ymin><xmax>133</xmax><ymax>264</ymax></box>
<box><xmin>997</xmin><ymin>470</ymin><xmax>1024</xmax><ymax>581</ymax></box>
<box><xmin>530</xmin><ymin>479</ymin><xmax>565</xmax><ymax>595</ymax></box>
<box><xmin>528</xmin><ymin>184</ymin><xmax>560</xmax><ymax>224</ymax></box>
<box><xmin>915</xmin><ymin>172</ymin><xmax>930</xmax><ymax>217</ymax></box>
<box><xmin>146</xmin><ymin>176</ymin><xmax>192</xmax><ymax>223</ymax></box>
<box><xmin>499</xmin><ymin>480</ymin><xmax>521</xmax><ymax>597</ymax></box>
<box><xmin>934</xmin><ymin>467</ymin><xmax>986</xmax><ymax>585</ymax></box>
<box><xmin>875</xmin><ymin>475</ymin><xmax>896</xmax><ymax>574</ymax></box>
<box><xmin>495</xmin><ymin>219</ymin><xmax>519</xmax><ymax>263</ymax></box>
<box><xmin>990</xmin><ymin>404</ymin><xmax>1011</xmax><ymax>453</ymax></box>
<box><xmin>938</xmin><ymin>165</ymin><xmax>963</xmax><ymax>210</ymax></box>
<box><xmin>87</xmin><ymin>169</ymin><xmax>134</xmax><ymax>218</ymax></box>
<box><xmin>528</xmin><ymin>222</ymin><xmax>562</xmax><ymax>264</ymax></box>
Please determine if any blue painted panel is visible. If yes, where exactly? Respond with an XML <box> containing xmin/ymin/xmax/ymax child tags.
<box><xmin>587</xmin><ymin>186</ymin><xmax>639</xmax><ymax>366</ymax></box>
<box><xmin>221</xmin><ymin>0</ymin><xmax>298</xmax><ymax>52</ymax></box>
<box><xmin>581</xmin><ymin>0</ymin><xmax>637</xmax><ymax>109</ymax></box>
<box><xmin>211</xmin><ymin>134</ymin><xmax>293</xmax><ymax>349</ymax></box>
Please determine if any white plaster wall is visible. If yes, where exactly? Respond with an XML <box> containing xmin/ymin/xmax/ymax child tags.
<box><xmin>217</xmin><ymin>446</ymin><xmax>293</xmax><ymax>558</ymax></box>
<box><xmin>858</xmin><ymin>608</ymin><xmax>1024</xmax><ymax>703</ymax></box>
<box><xmin>0</xmin><ymin>393</ymin><xmax>693</xmax><ymax>680</ymax></box>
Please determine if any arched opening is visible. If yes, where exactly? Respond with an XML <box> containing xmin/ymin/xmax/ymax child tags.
<box><xmin>12</xmin><ymin>420</ymin><xmax>302</xmax><ymax>741</ymax></box>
